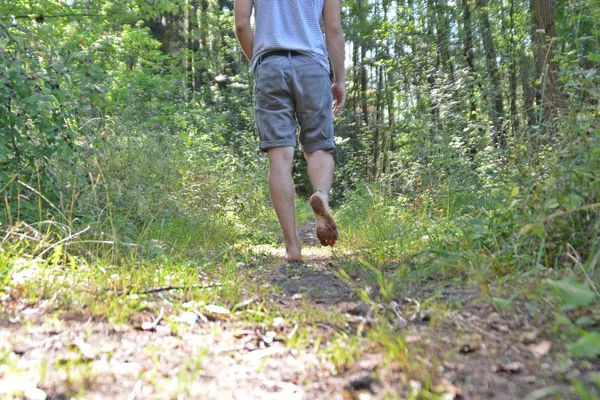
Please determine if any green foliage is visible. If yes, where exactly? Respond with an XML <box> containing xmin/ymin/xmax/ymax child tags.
<box><xmin>547</xmin><ymin>278</ymin><xmax>597</xmax><ymax>308</ymax></box>
<box><xmin>569</xmin><ymin>332</ymin><xmax>600</xmax><ymax>359</ymax></box>
<box><xmin>0</xmin><ymin>22</ymin><xmax>82</xmax><ymax>187</ymax></box>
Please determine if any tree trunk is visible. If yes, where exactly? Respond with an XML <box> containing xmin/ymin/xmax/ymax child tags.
<box><xmin>435</xmin><ymin>0</ymin><xmax>455</xmax><ymax>82</ymax></box>
<box><xmin>461</xmin><ymin>0</ymin><xmax>478</xmax><ymax>120</ymax></box>
<box><xmin>476</xmin><ymin>0</ymin><xmax>506</xmax><ymax>148</ymax></box>
<box><xmin>532</xmin><ymin>0</ymin><xmax>558</xmax><ymax>132</ymax></box>
<box><xmin>509</xmin><ymin>0</ymin><xmax>518</xmax><ymax>135</ymax></box>
<box><xmin>521</xmin><ymin>50</ymin><xmax>537</xmax><ymax>127</ymax></box>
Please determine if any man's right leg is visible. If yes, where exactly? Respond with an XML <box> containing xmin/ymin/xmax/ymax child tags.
<box><xmin>268</xmin><ymin>146</ymin><xmax>301</xmax><ymax>261</ymax></box>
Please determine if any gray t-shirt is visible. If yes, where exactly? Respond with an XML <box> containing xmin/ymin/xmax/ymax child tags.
<box><xmin>251</xmin><ymin>0</ymin><xmax>330</xmax><ymax>73</ymax></box>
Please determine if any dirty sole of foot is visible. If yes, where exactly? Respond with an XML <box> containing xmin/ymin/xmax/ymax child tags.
<box><xmin>310</xmin><ymin>194</ymin><xmax>338</xmax><ymax>246</ymax></box>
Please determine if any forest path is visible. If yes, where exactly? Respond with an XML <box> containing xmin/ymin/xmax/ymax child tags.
<box><xmin>1</xmin><ymin>221</ymin><xmax>597</xmax><ymax>399</ymax></box>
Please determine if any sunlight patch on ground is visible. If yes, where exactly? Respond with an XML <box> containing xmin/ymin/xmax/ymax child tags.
<box><xmin>241</xmin><ymin>244</ymin><xmax>343</xmax><ymax>262</ymax></box>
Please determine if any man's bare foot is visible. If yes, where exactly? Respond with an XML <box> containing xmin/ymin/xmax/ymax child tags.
<box><xmin>285</xmin><ymin>245</ymin><xmax>302</xmax><ymax>261</ymax></box>
<box><xmin>309</xmin><ymin>192</ymin><xmax>338</xmax><ymax>246</ymax></box>
<box><xmin>285</xmin><ymin>247</ymin><xmax>302</xmax><ymax>262</ymax></box>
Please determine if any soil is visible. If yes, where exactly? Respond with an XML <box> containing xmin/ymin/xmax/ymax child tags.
<box><xmin>1</xmin><ymin>221</ymin><xmax>598</xmax><ymax>399</ymax></box>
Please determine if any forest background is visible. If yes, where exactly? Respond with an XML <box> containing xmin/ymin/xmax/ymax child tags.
<box><xmin>1</xmin><ymin>0</ymin><xmax>599</xmax><ymax>398</ymax></box>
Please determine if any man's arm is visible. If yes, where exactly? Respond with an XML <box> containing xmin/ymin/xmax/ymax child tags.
<box><xmin>323</xmin><ymin>0</ymin><xmax>346</xmax><ymax>115</ymax></box>
<box><xmin>234</xmin><ymin>0</ymin><xmax>254</xmax><ymax>61</ymax></box>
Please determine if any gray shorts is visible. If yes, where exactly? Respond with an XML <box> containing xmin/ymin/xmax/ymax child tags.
<box><xmin>254</xmin><ymin>52</ymin><xmax>335</xmax><ymax>153</ymax></box>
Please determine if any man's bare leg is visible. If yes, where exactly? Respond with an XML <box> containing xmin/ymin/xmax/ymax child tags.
<box><xmin>268</xmin><ymin>147</ymin><xmax>301</xmax><ymax>261</ymax></box>
<box><xmin>305</xmin><ymin>150</ymin><xmax>338</xmax><ymax>246</ymax></box>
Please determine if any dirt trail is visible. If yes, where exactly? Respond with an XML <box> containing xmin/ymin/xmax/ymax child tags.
<box><xmin>1</xmin><ymin>221</ymin><xmax>598</xmax><ymax>399</ymax></box>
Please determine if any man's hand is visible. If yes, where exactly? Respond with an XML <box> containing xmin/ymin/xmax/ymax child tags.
<box><xmin>332</xmin><ymin>81</ymin><xmax>346</xmax><ymax>116</ymax></box>
<box><xmin>323</xmin><ymin>0</ymin><xmax>345</xmax><ymax>116</ymax></box>
<box><xmin>234</xmin><ymin>0</ymin><xmax>254</xmax><ymax>61</ymax></box>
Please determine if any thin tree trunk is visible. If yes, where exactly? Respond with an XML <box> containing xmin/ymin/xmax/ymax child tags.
<box><xmin>532</xmin><ymin>0</ymin><xmax>559</xmax><ymax>133</ymax></box>
<box><xmin>476</xmin><ymin>0</ymin><xmax>506</xmax><ymax>148</ymax></box>
<box><xmin>435</xmin><ymin>0</ymin><xmax>455</xmax><ymax>82</ymax></box>
<box><xmin>509</xmin><ymin>0</ymin><xmax>518</xmax><ymax>135</ymax></box>
<box><xmin>461</xmin><ymin>0</ymin><xmax>479</xmax><ymax>122</ymax></box>
<box><xmin>521</xmin><ymin>50</ymin><xmax>537</xmax><ymax>127</ymax></box>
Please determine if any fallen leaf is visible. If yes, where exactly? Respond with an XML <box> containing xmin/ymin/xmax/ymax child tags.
<box><xmin>287</xmin><ymin>324</ymin><xmax>299</xmax><ymax>340</ymax></box>
<box><xmin>141</xmin><ymin>307</ymin><xmax>164</xmax><ymax>331</ymax></box>
<box><xmin>192</xmin><ymin>309</ymin><xmax>208</xmax><ymax>323</ymax></box>
<box><xmin>205</xmin><ymin>304</ymin><xmax>230</xmax><ymax>314</ymax></box>
<box><xmin>243</xmin><ymin>346</ymin><xmax>286</xmax><ymax>362</ymax></box>
<box><xmin>204</xmin><ymin>304</ymin><xmax>230</xmax><ymax>319</ymax></box>
<box><xmin>528</xmin><ymin>340</ymin><xmax>552</xmax><ymax>358</ymax></box>
<box><xmin>233</xmin><ymin>299</ymin><xmax>255</xmax><ymax>310</ymax></box>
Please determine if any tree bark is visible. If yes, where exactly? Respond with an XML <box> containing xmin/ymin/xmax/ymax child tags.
<box><xmin>532</xmin><ymin>0</ymin><xmax>559</xmax><ymax>132</ymax></box>
<box><xmin>476</xmin><ymin>0</ymin><xmax>506</xmax><ymax>147</ymax></box>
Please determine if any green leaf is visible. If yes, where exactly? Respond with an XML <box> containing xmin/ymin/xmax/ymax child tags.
<box><xmin>569</xmin><ymin>332</ymin><xmax>600</xmax><ymax>359</ymax></box>
<box><xmin>546</xmin><ymin>278</ymin><xmax>596</xmax><ymax>307</ymax></box>
<box><xmin>492</xmin><ymin>297</ymin><xmax>512</xmax><ymax>310</ymax></box>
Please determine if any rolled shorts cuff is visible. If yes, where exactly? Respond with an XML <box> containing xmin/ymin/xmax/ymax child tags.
<box><xmin>301</xmin><ymin>139</ymin><xmax>336</xmax><ymax>153</ymax></box>
<box><xmin>259</xmin><ymin>138</ymin><xmax>298</xmax><ymax>152</ymax></box>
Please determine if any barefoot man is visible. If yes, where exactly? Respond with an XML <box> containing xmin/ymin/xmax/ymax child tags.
<box><xmin>235</xmin><ymin>0</ymin><xmax>346</xmax><ymax>260</ymax></box>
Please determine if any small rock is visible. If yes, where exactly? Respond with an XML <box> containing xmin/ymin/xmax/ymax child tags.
<box><xmin>24</xmin><ymin>388</ymin><xmax>47</xmax><ymax>400</ymax></box>
<box><xmin>394</xmin><ymin>315</ymin><xmax>408</xmax><ymax>329</ymax></box>
<box><xmin>174</xmin><ymin>311</ymin><xmax>198</xmax><ymax>325</ymax></box>
<box><xmin>419</xmin><ymin>310</ymin><xmax>432</xmax><ymax>322</ymax></box>
<box><xmin>357</xmin><ymin>302</ymin><xmax>371</xmax><ymax>316</ymax></box>
<box><xmin>409</xmin><ymin>380</ymin><xmax>422</xmax><ymax>395</ymax></box>
<box><xmin>520</xmin><ymin>330</ymin><xmax>539</xmax><ymax>344</ymax></box>
<box><xmin>443</xmin><ymin>362</ymin><xmax>457</xmax><ymax>370</ymax></box>
<box><xmin>491</xmin><ymin>323</ymin><xmax>509</xmax><ymax>333</ymax></box>
<box><xmin>566</xmin><ymin>369</ymin><xmax>581</xmax><ymax>380</ymax></box>
<box><xmin>262</xmin><ymin>331</ymin><xmax>277</xmax><ymax>344</ymax></box>
<box><xmin>488</xmin><ymin>312</ymin><xmax>501</xmax><ymax>324</ymax></box>
<box><xmin>110</xmin><ymin>360</ymin><xmax>141</xmax><ymax>375</ymax></box>
<box><xmin>292</xmin><ymin>293</ymin><xmax>303</xmax><ymax>301</ymax></box>
<box><xmin>357</xmin><ymin>359</ymin><xmax>378</xmax><ymax>371</ymax></box>
<box><xmin>520</xmin><ymin>375</ymin><xmax>537</xmax><ymax>384</ymax></box>
<box><xmin>273</xmin><ymin>317</ymin><xmax>286</xmax><ymax>328</ymax></box>
<box><xmin>459</xmin><ymin>343</ymin><xmax>479</xmax><ymax>354</ymax></box>
<box><xmin>71</xmin><ymin>338</ymin><xmax>97</xmax><ymax>361</ymax></box>
<box><xmin>433</xmin><ymin>379</ymin><xmax>463</xmax><ymax>400</ymax></box>
<box><xmin>497</xmin><ymin>361</ymin><xmax>523</xmax><ymax>373</ymax></box>
<box><xmin>345</xmin><ymin>374</ymin><xmax>374</xmax><ymax>392</ymax></box>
